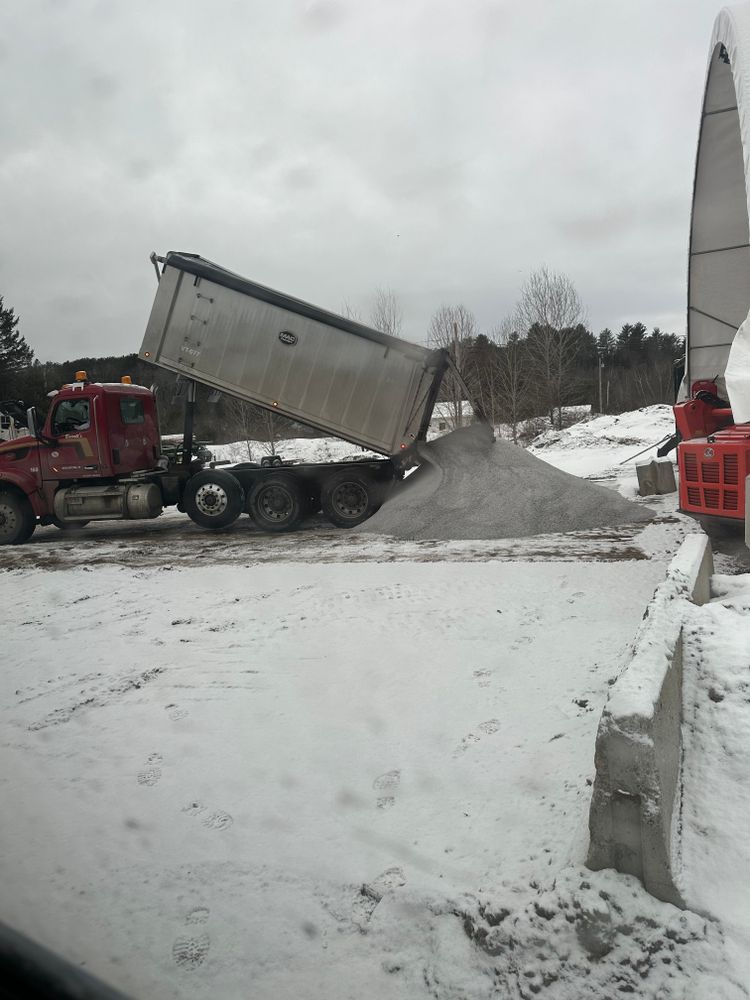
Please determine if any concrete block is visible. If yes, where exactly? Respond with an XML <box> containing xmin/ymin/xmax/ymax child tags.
<box><xmin>636</xmin><ymin>458</ymin><xmax>677</xmax><ymax>497</ymax></box>
<box><xmin>586</xmin><ymin>533</ymin><xmax>713</xmax><ymax>907</ymax></box>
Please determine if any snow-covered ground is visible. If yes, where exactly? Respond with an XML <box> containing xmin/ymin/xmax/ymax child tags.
<box><xmin>210</xmin><ymin>436</ymin><xmax>380</xmax><ymax>465</ymax></box>
<box><xmin>528</xmin><ymin>404</ymin><xmax>677</xmax><ymax>480</ymax></box>
<box><xmin>1</xmin><ymin>406</ymin><xmax>749</xmax><ymax>999</ymax></box>
<box><xmin>680</xmin><ymin>571</ymin><xmax>750</xmax><ymax>987</ymax></box>
<box><xmin>207</xmin><ymin>404</ymin><xmax>675</xmax><ymax>481</ymax></box>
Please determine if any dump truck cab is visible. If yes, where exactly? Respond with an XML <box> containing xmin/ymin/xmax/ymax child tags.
<box><xmin>0</xmin><ymin>373</ymin><xmax>164</xmax><ymax>545</ymax></box>
<box><xmin>39</xmin><ymin>376</ymin><xmax>160</xmax><ymax>481</ymax></box>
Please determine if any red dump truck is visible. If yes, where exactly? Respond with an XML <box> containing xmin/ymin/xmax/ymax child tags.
<box><xmin>0</xmin><ymin>252</ymin><xmax>460</xmax><ymax>545</ymax></box>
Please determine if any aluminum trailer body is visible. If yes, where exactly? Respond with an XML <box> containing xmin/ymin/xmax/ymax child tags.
<box><xmin>140</xmin><ymin>252</ymin><xmax>449</xmax><ymax>457</ymax></box>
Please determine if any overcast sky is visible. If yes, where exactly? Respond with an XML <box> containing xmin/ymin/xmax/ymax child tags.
<box><xmin>0</xmin><ymin>0</ymin><xmax>727</xmax><ymax>362</ymax></box>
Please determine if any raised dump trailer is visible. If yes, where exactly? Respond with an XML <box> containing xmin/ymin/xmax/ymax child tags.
<box><xmin>137</xmin><ymin>251</ymin><xmax>451</xmax><ymax>532</ymax></box>
<box><xmin>0</xmin><ymin>252</ymin><xmax>454</xmax><ymax>545</ymax></box>
<box><xmin>141</xmin><ymin>252</ymin><xmax>448</xmax><ymax>457</ymax></box>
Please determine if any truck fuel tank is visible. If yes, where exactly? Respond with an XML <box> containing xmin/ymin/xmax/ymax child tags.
<box><xmin>53</xmin><ymin>482</ymin><xmax>163</xmax><ymax>521</ymax></box>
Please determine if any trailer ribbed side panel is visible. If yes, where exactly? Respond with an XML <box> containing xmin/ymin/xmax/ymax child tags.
<box><xmin>140</xmin><ymin>255</ymin><xmax>448</xmax><ymax>456</ymax></box>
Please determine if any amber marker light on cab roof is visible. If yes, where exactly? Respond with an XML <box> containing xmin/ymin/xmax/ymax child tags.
<box><xmin>121</xmin><ymin>376</ymin><xmax>132</xmax><ymax>384</ymax></box>
<box><xmin>75</xmin><ymin>371</ymin><xmax>87</xmax><ymax>381</ymax></box>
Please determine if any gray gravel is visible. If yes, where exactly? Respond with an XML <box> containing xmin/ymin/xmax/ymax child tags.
<box><xmin>361</xmin><ymin>423</ymin><xmax>654</xmax><ymax>540</ymax></box>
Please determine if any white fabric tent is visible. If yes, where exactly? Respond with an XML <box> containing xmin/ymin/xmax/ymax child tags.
<box><xmin>690</xmin><ymin>5</ymin><xmax>750</xmax><ymax>420</ymax></box>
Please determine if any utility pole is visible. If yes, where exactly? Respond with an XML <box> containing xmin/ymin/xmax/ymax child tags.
<box><xmin>598</xmin><ymin>349</ymin><xmax>604</xmax><ymax>414</ymax></box>
<box><xmin>453</xmin><ymin>321</ymin><xmax>462</xmax><ymax>428</ymax></box>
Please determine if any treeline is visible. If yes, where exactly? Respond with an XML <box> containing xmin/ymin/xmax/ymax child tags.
<box><xmin>1</xmin><ymin>269</ymin><xmax>684</xmax><ymax>446</ymax></box>
<box><xmin>2</xmin><ymin>322</ymin><xmax>684</xmax><ymax>446</ymax></box>
<box><xmin>428</xmin><ymin>268</ymin><xmax>683</xmax><ymax>442</ymax></box>
<box><xmin>450</xmin><ymin>320</ymin><xmax>684</xmax><ymax>442</ymax></box>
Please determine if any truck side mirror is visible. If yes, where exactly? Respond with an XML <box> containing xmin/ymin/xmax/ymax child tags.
<box><xmin>26</xmin><ymin>406</ymin><xmax>39</xmax><ymax>439</ymax></box>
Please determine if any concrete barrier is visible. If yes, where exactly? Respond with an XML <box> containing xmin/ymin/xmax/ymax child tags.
<box><xmin>635</xmin><ymin>458</ymin><xmax>677</xmax><ymax>497</ymax></box>
<box><xmin>586</xmin><ymin>533</ymin><xmax>714</xmax><ymax>907</ymax></box>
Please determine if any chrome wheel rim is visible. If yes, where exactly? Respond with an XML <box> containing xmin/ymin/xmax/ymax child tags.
<box><xmin>195</xmin><ymin>483</ymin><xmax>228</xmax><ymax>517</ymax></box>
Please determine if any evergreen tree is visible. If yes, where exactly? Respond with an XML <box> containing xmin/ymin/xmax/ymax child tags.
<box><xmin>615</xmin><ymin>321</ymin><xmax>647</xmax><ymax>367</ymax></box>
<box><xmin>0</xmin><ymin>296</ymin><xmax>34</xmax><ymax>398</ymax></box>
<box><xmin>597</xmin><ymin>328</ymin><xmax>615</xmax><ymax>358</ymax></box>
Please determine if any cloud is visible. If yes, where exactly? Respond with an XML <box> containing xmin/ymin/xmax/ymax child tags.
<box><xmin>0</xmin><ymin>0</ymin><xmax>714</xmax><ymax>362</ymax></box>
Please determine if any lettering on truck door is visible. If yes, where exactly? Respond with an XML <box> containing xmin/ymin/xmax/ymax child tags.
<box><xmin>40</xmin><ymin>396</ymin><xmax>102</xmax><ymax>480</ymax></box>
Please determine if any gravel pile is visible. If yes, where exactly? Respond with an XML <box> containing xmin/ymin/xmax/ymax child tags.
<box><xmin>361</xmin><ymin>423</ymin><xmax>654</xmax><ymax>541</ymax></box>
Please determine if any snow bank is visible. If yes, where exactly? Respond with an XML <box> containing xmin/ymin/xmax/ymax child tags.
<box><xmin>453</xmin><ymin>865</ymin><xmax>743</xmax><ymax>999</ymax></box>
<box><xmin>587</xmin><ymin>534</ymin><xmax>714</xmax><ymax>907</ymax></box>
<box><xmin>529</xmin><ymin>405</ymin><xmax>676</xmax><ymax>479</ymax></box>
<box><xmin>210</xmin><ymin>436</ymin><xmax>379</xmax><ymax>465</ymax></box>
<box><xmin>681</xmin><ymin>571</ymin><xmax>750</xmax><ymax>983</ymax></box>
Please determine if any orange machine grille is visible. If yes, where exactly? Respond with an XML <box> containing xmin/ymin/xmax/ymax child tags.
<box><xmin>701</xmin><ymin>462</ymin><xmax>720</xmax><ymax>483</ymax></box>
<box><xmin>704</xmin><ymin>489</ymin><xmax>720</xmax><ymax>509</ymax></box>
<box><xmin>724</xmin><ymin>454</ymin><xmax>739</xmax><ymax>485</ymax></box>
<box><xmin>678</xmin><ymin>440</ymin><xmax>747</xmax><ymax>520</ymax></box>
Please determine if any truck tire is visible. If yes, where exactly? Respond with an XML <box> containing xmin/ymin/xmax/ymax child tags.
<box><xmin>0</xmin><ymin>490</ymin><xmax>36</xmax><ymax>545</ymax></box>
<box><xmin>249</xmin><ymin>474</ymin><xmax>304</xmax><ymax>532</ymax></box>
<box><xmin>321</xmin><ymin>470</ymin><xmax>381</xmax><ymax>528</ymax></box>
<box><xmin>183</xmin><ymin>470</ymin><xmax>244</xmax><ymax>529</ymax></box>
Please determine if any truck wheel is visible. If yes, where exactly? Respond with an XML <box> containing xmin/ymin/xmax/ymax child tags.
<box><xmin>321</xmin><ymin>470</ymin><xmax>381</xmax><ymax>528</ymax></box>
<box><xmin>249</xmin><ymin>474</ymin><xmax>304</xmax><ymax>532</ymax></box>
<box><xmin>0</xmin><ymin>490</ymin><xmax>36</xmax><ymax>545</ymax></box>
<box><xmin>183</xmin><ymin>470</ymin><xmax>244</xmax><ymax>529</ymax></box>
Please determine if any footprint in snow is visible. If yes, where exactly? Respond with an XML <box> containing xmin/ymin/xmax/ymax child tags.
<box><xmin>137</xmin><ymin>752</ymin><xmax>163</xmax><ymax>787</ymax></box>
<box><xmin>454</xmin><ymin>719</ymin><xmax>501</xmax><ymax>757</ymax></box>
<box><xmin>186</xmin><ymin>906</ymin><xmax>210</xmax><ymax>925</ymax></box>
<box><xmin>165</xmin><ymin>704</ymin><xmax>188</xmax><ymax>721</ymax></box>
<box><xmin>510</xmin><ymin>635</ymin><xmax>533</xmax><ymax>651</ymax></box>
<box><xmin>372</xmin><ymin>770</ymin><xmax>400</xmax><ymax>810</ymax></box>
<box><xmin>473</xmin><ymin>668</ymin><xmax>492</xmax><ymax>688</ymax></box>
<box><xmin>182</xmin><ymin>801</ymin><xmax>234</xmax><ymax>831</ymax></box>
<box><xmin>477</xmin><ymin>719</ymin><xmax>501</xmax><ymax>735</ymax></box>
<box><xmin>172</xmin><ymin>906</ymin><xmax>211</xmax><ymax>971</ymax></box>
<box><xmin>352</xmin><ymin>866</ymin><xmax>406</xmax><ymax>928</ymax></box>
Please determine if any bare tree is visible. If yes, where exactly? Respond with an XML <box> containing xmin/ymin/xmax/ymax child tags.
<box><xmin>341</xmin><ymin>299</ymin><xmax>363</xmax><ymax>322</ymax></box>
<box><xmin>514</xmin><ymin>266</ymin><xmax>587</xmax><ymax>429</ymax></box>
<box><xmin>225</xmin><ymin>396</ymin><xmax>256</xmax><ymax>461</ymax></box>
<box><xmin>369</xmin><ymin>287</ymin><xmax>403</xmax><ymax>338</ymax></box>
<box><xmin>225</xmin><ymin>397</ymin><xmax>278</xmax><ymax>457</ymax></box>
<box><xmin>427</xmin><ymin>304</ymin><xmax>477</xmax><ymax>428</ymax></box>
<box><xmin>258</xmin><ymin>408</ymin><xmax>278</xmax><ymax>456</ymax></box>
<box><xmin>491</xmin><ymin>318</ymin><xmax>531</xmax><ymax>444</ymax></box>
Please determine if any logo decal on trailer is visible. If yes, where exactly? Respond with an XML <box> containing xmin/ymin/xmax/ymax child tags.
<box><xmin>278</xmin><ymin>331</ymin><xmax>298</xmax><ymax>346</ymax></box>
<box><xmin>704</xmin><ymin>447</ymin><xmax>715</xmax><ymax>458</ymax></box>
